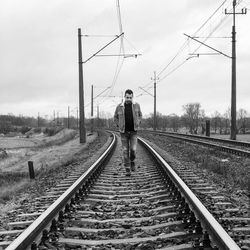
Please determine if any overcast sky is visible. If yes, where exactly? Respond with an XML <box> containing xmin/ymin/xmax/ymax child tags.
<box><xmin>1</xmin><ymin>0</ymin><xmax>250</xmax><ymax>119</ymax></box>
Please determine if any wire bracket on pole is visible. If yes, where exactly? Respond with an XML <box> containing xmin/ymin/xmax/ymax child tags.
<box><xmin>184</xmin><ymin>33</ymin><xmax>231</xmax><ymax>59</ymax></box>
<box><xmin>225</xmin><ymin>8</ymin><xmax>247</xmax><ymax>15</ymax></box>
<box><xmin>95</xmin><ymin>53</ymin><xmax>142</xmax><ymax>58</ymax></box>
<box><xmin>83</xmin><ymin>33</ymin><xmax>124</xmax><ymax>64</ymax></box>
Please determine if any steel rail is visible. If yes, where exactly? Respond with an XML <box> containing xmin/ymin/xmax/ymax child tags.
<box><xmin>6</xmin><ymin>133</ymin><xmax>117</xmax><ymax>250</ymax></box>
<box><xmin>143</xmin><ymin>130</ymin><xmax>250</xmax><ymax>147</ymax></box>
<box><xmin>142</xmin><ymin>130</ymin><xmax>250</xmax><ymax>157</ymax></box>
<box><xmin>138</xmin><ymin>136</ymin><xmax>241</xmax><ymax>250</ymax></box>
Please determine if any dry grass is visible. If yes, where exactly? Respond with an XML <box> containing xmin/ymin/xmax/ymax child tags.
<box><xmin>0</xmin><ymin>138</ymin><xmax>38</xmax><ymax>148</ymax></box>
<box><xmin>141</xmin><ymin>133</ymin><xmax>250</xmax><ymax>197</ymax></box>
<box><xmin>179</xmin><ymin>145</ymin><xmax>250</xmax><ymax>195</ymax></box>
<box><xmin>0</xmin><ymin>130</ymin><xmax>99</xmax><ymax>206</ymax></box>
<box><xmin>211</xmin><ymin>133</ymin><xmax>250</xmax><ymax>142</ymax></box>
<box><xmin>0</xmin><ymin>172</ymin><xmax>30</xmax><ymax>202</ymax></box>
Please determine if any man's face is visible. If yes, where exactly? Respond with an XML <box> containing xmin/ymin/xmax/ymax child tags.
<box><xmin>124</xmin><ymin>93</ymin><xmax>133</xmax><ymax>103</ymax></box>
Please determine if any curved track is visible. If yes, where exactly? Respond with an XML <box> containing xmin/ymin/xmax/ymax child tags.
<box><xmin>1</xmin><ymin>133</ymin><xmax>243</xmax><ymax>250</ymax></box>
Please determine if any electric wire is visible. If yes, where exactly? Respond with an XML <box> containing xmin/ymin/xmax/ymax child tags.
<box><xmin>157</xmin><ymin>0</ymin><xmax>229</xmax><ymax>78</ymax></box>
<box><xmin>138</xmin><ymin>0</ymin><xmax>230</xmax><ymax>97</ymax></box>
<box><xmin>106</xmin><ymin>0</ymin><xmax>125</xmax><ymax>99</ymax></box>
<box><xmin>124</xmin><ymin>37</ymin><xmax>141</xmax><ymax>55</ymax></box>
<box><xmin>189</xmin><ymin>0</ymin><xmax>245</xmax><ymax>57</ymax></box>
<box><xmin>136</xmin><ymin>0</ymin><xmax>233</xmax><ymax>98</ymax></box>
<box><xmin>116</xmin><ymin>0</ymin><xmax>125</xmax><ymax>54</ymax></box>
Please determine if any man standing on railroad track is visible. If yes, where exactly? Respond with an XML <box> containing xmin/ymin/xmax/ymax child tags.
<box><xmin>114</xmin><ymin>89</ymin><xmax>142</xmax><ymax>176</ymax></box>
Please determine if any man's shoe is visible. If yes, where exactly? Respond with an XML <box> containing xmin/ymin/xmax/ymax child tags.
<box><xmin>126</xmin><ymin>167</ymin><xmax>131</xmax><ymax>176</ymax></box>
<box><xmin>131</xmin><ymin>161</ymin><xmax>135</xmax><ymax>171</ymax></box>
<box><xmin>126</xmin><ymin>171</ymin><xmax>131</xmax><ymax>176</ymax></box>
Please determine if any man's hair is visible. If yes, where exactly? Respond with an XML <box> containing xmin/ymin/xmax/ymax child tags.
<box><xmin>124</xmin><ymin>89</ymin><xmax>133</xmax><ymax>96</ymax></box>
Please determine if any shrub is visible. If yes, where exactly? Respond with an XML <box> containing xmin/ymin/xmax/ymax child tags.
<box><xmin>0</xmin><ymin>149</ymin><xmax>7</xmax><ymax>159</ymax></box>
<box><xmin>20</xmin><ymin>126</ymin><xmax>31</xmax><ymax>134</ymax></box>
<box><xmin>44</xmin><ymin>127</ymin><xmax>57</xmax><ymax>136</ymax></box>
<box><xmin>0</xmin><ymin>121</ymin><xmax>13</xmax><ymax>134</ymax></box>
<box><xmin>33</xmin><ymin>127</ymin><xmax>42</xmax><ymax>133</ymax></box>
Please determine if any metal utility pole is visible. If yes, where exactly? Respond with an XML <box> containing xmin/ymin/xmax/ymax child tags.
<box><xmin>151</xmin><ymin>71</ymin><xmax>159</xmax><ymax>131</ymax></box>
<box><xmin>231</xmin><ymin>1</ymin><xmax>237</xmax><ymax>140</ymax></box>
<box><xmin>225</xmin><ymin>1</ymin><xmax>247</xmax><ymax>140</ymax></box>
<box><xmin>78</xmin><ymin>28</ymin><xmax>86</xmax><ymax>143</ymax></box>
<box><xmin>91</xmin><ymin>85</ymin><xmax>94</xmax><ymax>133</ymax></box>
<box><xmin>67</xmin><ymin>106</ymin><xmax>70</xmax><ymax>129</ymax></box>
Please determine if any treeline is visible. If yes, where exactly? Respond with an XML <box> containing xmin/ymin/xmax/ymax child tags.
<box><xmin>0</xmin><ymin>113</ymin><xmax>108</xmax><ymax>135</ymax></box>
<box><xmin>1</xmin><ymin>103</ymin><xmax>250</xmax><ymax>135</ymax></box>
<box><xmin>107</xmin><ymin>103</ymin><xmax>250</xmax><ymax>135</ymax></box>
<box><xmin>138</xmin><ymin>103</ymin><xmax>250</xmax><ymax>135</ymax></box>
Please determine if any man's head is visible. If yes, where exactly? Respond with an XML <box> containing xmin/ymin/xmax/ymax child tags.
<box><xmin>124</xmin><ymin>89</ymin><xmax>133</xmax><ymax>104</ymax></box>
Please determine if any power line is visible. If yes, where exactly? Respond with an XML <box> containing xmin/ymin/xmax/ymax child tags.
<box><xmin>158</xmin><ymin>0</ymin><xmax>234</xmax><ymax>81</ymax></box>
<box><xmin>108</xmin><ymin>0</ymin><xmax>125</xmax><ymax>97</ymax></box>
<box><xmin>124</xmin><ymin>37</ymin><xmax>141</xmax><ymax>55</ymax></box>
<box><xmin>116</xmin><ymin>0</ymin><xmax>124</xmax><ymax>54</ymax></box>
<box><xmin>157</xmin><ymin>0</ymin><xmax>229</xmax><ymax>78</ymax></box>
<box><xmin>157</xmin><ymin>60</ymin><xmax>188</xmax><ymax>84</ymax></box>
<box><xmin>136</xmin><ymin>1</ymin><xmax>232</xmax><ymax>99</ymax></box>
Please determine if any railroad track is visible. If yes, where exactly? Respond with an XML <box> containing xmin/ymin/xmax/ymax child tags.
<box><xmin>0</xmin><ymin>133</ymin><xmax>247</xmax><ymax>249</ymax></box>
<box><xmin>141</xmin><ymin>130</ymin><xmax>250</xmax><ymax>158</ymax></box>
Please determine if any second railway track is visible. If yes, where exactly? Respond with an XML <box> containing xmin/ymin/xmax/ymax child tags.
<box><xmin>142</xmin><ymin>130</ymin><xmax>250</xmax><ymax>158</ymax></box>
<box><xmin>1</xmin><ymin>133</ymin><xmax>245</xmax><ymax>249</ymax></box>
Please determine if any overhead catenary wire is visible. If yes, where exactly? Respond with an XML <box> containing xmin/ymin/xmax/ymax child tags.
<box><xmin>116</xmin><ymin>0</ymin><xmax>124</xmax><ymax>54</ymax></box>
<box><xmin>137</xmin><ymin>0</ymin><xmax>233</xmax><ymax>98</ymax></box>
<box><xmin>157</xmin><ymin>0</ymin><xmax>229</xmax><ymax>78</ymax></box>
<box><xmin>189</xmin><ymin>0</ymin><xmax>244</xmax><ymax>56</ymax></box>
<box><xmin>105</xmin><ymin>0</ymin><xmax>125</xmax><ymax>99</ymax></box>
<box><xmin>123</xmin><ymin>37</ymin><xmax>141</xmax><ymax>55</ymax></box>
<box><xmin>158</xmin><ymin>0</ymin><xmax>246</xmax><ymax>85</ymax></box>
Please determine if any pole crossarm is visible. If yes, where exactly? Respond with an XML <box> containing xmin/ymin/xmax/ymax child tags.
<box><xmin>184</xmin><ymin>33</ymin><xmax>231</xmax><ymax>59</ymax></box>
<box><xmin>83</xmin><ymin>32</ymin><xmax>124</xmax><ymax>64</ymax></box>
<box><xmin>95</xmin><ymin>53</ymin><xmax>142</xmax><ymax>58</ymax></box>
<box><xmin>225</xmin><ymin>8</ymin><xmax>247</xmax><ymax>15</ymax></box>
<box><xmin>139</xmin><ymin>87</ymin><xmax>154</xmax><ymax>97</ymax></box>
<box><xmin>189</xmin><ymin>53</ymin><xmax>220</xmax><ymax>56</ymax></box>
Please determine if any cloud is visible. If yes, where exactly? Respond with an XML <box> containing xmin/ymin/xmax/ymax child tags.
<box><xmin>0</xmin><ymin>0</ymin><xmax>249</xmax><ymax>118</ymax></box>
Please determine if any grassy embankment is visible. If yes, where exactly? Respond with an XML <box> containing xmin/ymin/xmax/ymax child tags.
<box><xmin>0</xmin><ymin>129</ymin><xmax>78</xmax><ymax>203</ymax></box>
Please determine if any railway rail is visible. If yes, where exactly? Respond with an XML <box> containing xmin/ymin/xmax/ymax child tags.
<box><xmin>141</xmin><ymin>130</ymin><xmax>250</xmax><ymax>158</ymax></box>
<box><xmin>0</xmin><ymin>132</ymin><xmax>246</xmax><ymax>249</ymax></box>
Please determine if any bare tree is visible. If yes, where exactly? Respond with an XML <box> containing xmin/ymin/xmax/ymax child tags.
<box><xmin>211</xmin><ymin>111</ymin><xmax>222</xmax><ymax>134</ymax></box>
<box><xmin>182</xmin><ymin>103</ymin><xmax>204</xmax><ymax>134</ymax></box>
<box><xmin>168</xmin><ymin>113</ymin><xmax>180</xmax><ymax>132</ymax></box>
<box><xmin>237</xmin><ymin>109</ymin><xmax>248</xmax><ymax>134</ymax></box>
<box><xmin>223</xmin><ymin>108</ymin><xmax>231</xmax><ymax>134</ymax></box>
